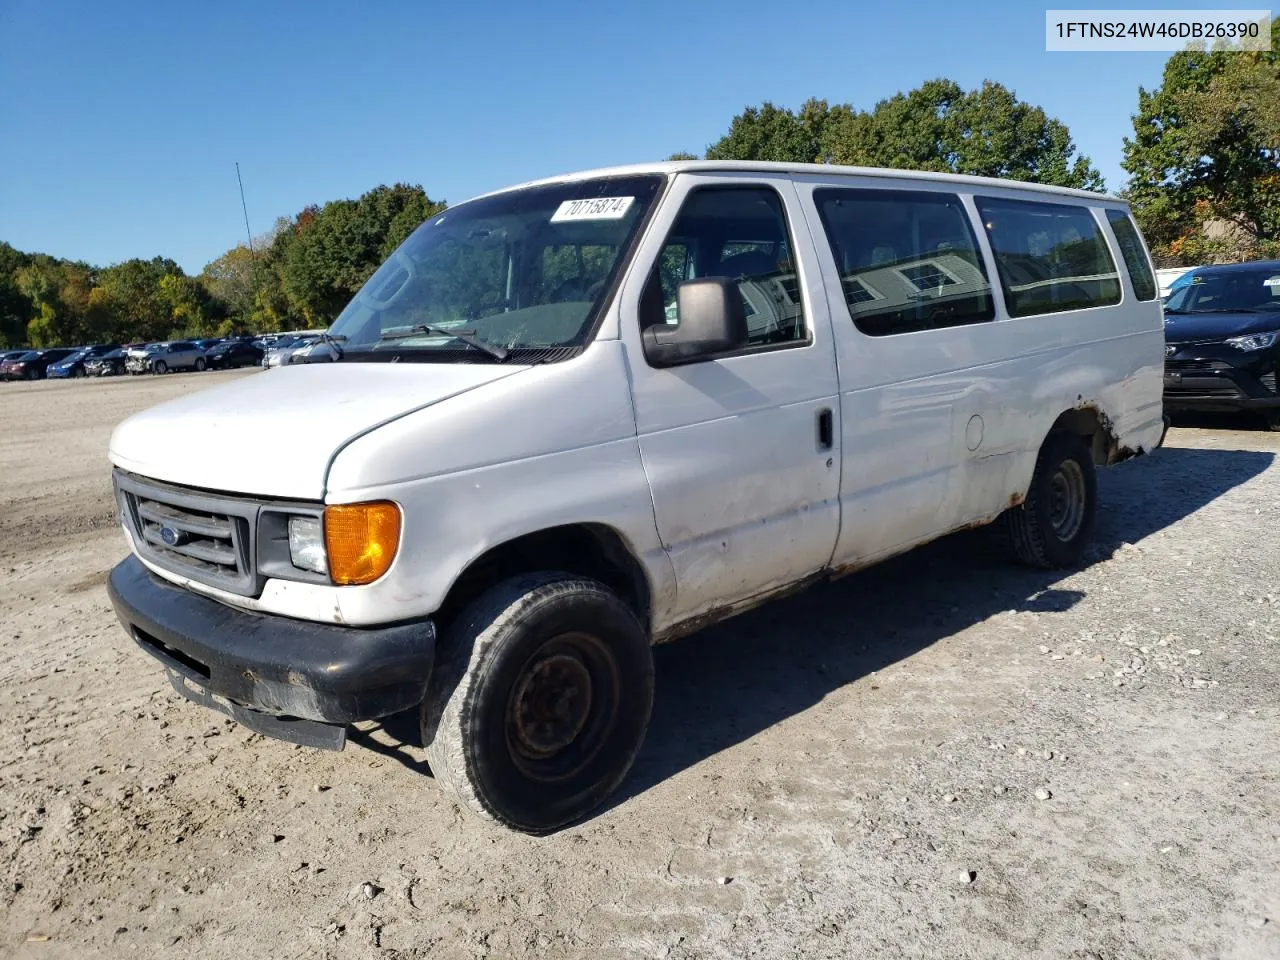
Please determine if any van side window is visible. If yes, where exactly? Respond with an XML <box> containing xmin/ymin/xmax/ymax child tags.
<box><xmin>644</xmin><ymin>187</ymin><xmax>808</xmax><ymax>349</ymax></box>
<box><xmin>974</xmin><ymin>197</ymin><xmax>1122</xmax><ymax>317</ymax></box>
<box><xmin>813</xmin><ymin>188</ymin><xmax>995</xmax><ymax>336</ymax></box>
<box><xmin>1105</xmin><ymin>209</ymin><xmax>1157</xmax><ymax>302</ymax></box>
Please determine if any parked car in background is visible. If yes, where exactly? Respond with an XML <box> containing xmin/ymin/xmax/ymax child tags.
<box><xmin>47</xmin><ymin>343</ymin><xmax>121</xmax><ymax>378</ymax></box>
<box><xmin>262</xmin><ymin>333</ymin><xmax>324</xmax><ymax>368</ymax></box>
<box><xmin>192</xmin><ymin>338</ymin><xmax>225</xmax><ymax>353</ymax></box>
<box><xmin>284</xmin><ymin>338</ymin><xmax>337</xmax><ymax>364</ymax></box>
<box><xmin>1157</xmin><ymin>266</ymin><xmax>1199</xmax><ymax>299</ymax></box>
<box><xmin>125</xmin><ymin>343</ymin><xmax>157</xmax><ymax>374</ymax></box>
<box><xmin>86</xmin><ymin>347</ymin><xmax>129</xmax><ymax>377</ymax></box>
<box><xmin>126</xmin><ymin>341</ymin><xmax>207</xmax><ymax>375</ymax></box>
<box><xmin>0</xmin><ymin>348</ymin><xmax>76</xmax><ymax>381</ymax></box>
<box><xmin>205</xmin><ymin>339</ymin><xmax>264</xmax><ymax>369</ymax></box>
<box><xmin>1163</xmin><ymin>260</ymin><xmax>1280</xmax><ymax>430</ymax></box>
<box><xmin>1157</xmin><ymin>268</ymin><xmax>1203</xmax><ymax>302</ymax></box>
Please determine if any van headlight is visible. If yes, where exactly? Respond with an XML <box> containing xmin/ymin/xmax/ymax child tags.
<box><xmin>1226</xmin><ymin>331</ymin><xmax>1279</xmax><ymax>351</ymax></box>
<box><xmin>262</xmin><ymin>502</ymin><xmax>401</xmax><ymax>584</ymax></box>
<box><xmin>287</xmin><ymin>516</ymin><xmax>328</xmax><ymax>575</ymax></box>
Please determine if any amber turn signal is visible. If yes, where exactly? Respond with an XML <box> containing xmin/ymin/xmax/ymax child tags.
<box><xmin>323</xmin><ymin>501</ymin><xmax>402</xmax><ymax>585</ymax></box>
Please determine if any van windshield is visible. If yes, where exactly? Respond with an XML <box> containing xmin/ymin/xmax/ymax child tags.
<box><xmin>329</xmin><ymin>175</ymin><xmax>663</xmax><ymax>362</ymax></box>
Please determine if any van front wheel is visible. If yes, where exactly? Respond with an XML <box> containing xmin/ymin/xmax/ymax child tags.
<box><xmin>422</xmin><ymin>573</ymin><xmax>653</xmax><ymax>834</ymax></box>
<box><xmin>1000</xmin><ymin>432</ymin><xmax>1097</xmax><ymax>569</ymax></box>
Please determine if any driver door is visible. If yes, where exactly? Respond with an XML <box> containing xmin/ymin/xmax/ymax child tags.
<box><xmin>617</xmin><ymin>173</ymin><xmax>842</xmax><ymax>624</ymax></box>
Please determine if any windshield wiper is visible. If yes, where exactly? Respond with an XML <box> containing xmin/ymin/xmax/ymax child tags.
<box><xmin>378</xmin><ymin>323</ymin><xmax>508</xmax><ymax>361</ymax></box>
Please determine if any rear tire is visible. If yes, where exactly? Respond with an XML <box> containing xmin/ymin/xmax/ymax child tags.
<box><xmin>422</xmin><ymin>573</ymin><xmax>653</xmax><ymax>834</ymax></box>
<box><xmin>194</xmin><ymin>357</ymin><xmax>206</xmax><ymax>371</ymax></box>
<box><xmin>72</xmin><ymin>366</ymin><xmax>85</xmax><ymax>378</ymax></box>
<box><xmin>999</xmin><ymin>432</ymin><xmax>1097</xmax><ymax>569</ymax></box>
<box><xmin>1264</xmin><ymin>411</ymin><xmax>1280</xmax><ymax>432</ymax></box>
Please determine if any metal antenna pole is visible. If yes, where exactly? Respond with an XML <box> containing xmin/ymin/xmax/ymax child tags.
<box><xmin>236</xmin><ymin>161</ymin><xmax>254</xmax><ymax>254</ymax></box>
<box><xmin>235</xmin><ymin>162</ymin><xmax>259</xmax><ymax>332</ymax></box>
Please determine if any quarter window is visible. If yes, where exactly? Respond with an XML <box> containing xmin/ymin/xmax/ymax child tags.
<box><xmin>1105</xmin><ymin>209</ymin><xmax>1157</xmax><ymax>302</ymax></box>
<box><xmin>813</xmin><ymin>188</ymin><xmax>995</xmax><ymax>336</ymax></box>
<box><xmin>644</xmin><ymin>186</ymin><xmax>808</xmax><ymax>350</ymax></box>
<box><xmin>974</xmin><ymin>197</ymin><xmax>1122</xmax><ymax>317</ymax></box>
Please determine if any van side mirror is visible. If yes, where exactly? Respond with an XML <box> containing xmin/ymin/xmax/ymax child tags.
<box><xmin>642</xmin><ymin>277</ymin><xmax>749</xmax><ymax>367</ymax></box>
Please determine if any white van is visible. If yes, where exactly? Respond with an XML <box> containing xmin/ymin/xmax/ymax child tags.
<box><xmin>106</xmin><ymin>161</ymin><xmax>1165</xmax><ymax>832</ymax></box>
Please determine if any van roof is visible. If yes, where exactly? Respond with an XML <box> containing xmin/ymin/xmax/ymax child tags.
<box><xmin>464</xmin><ymin>160</ymin><xmax>1123</xmax><ymax>206</ymax></box>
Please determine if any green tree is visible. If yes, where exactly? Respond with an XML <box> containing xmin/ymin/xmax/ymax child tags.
<box><xmin>704</xmin><ymin>83</ymin><xmax>1102</xmax><ymax>190</ymax></box>
<box><xmin>13</xmin><ymin>260</ymin><xmax>73</xmax><ymax>345</ymax></box>
<box><xmin>1123</xmin><ymin>20</ymin><xmax>1280</xmax><ymax>263</ymax></box>
<box><xmin>95</xmin><ymin>257</ymin><xmax>184</xmax><ymax>341</ymax></box>
<box><xmin>0</xmin><ymin>273</ymin><xmax>31</xmax><ymax>347</ymax></box>
<box><xmin>200</xmin><ymin>244</ymin><xmax>256</xmax><ymax>322</ymax></box>
<box><xmin>706</xmin><ymin>99</ymin><xmax>834</xmax><ymax>163</ymax></box>
<box><xmin>160</xmin><ymin>273</ymin><xmax>223</xmax><ymax>336</ymax></box>
<box><xmin>272</xmin><ymin>183</ymin><xmax>445</xmax><ymax>326</ymax></box>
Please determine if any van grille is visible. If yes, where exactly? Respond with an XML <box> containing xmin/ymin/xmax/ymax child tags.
<box><xmin>114</xmin><ymin>471</ymin><xmax>259</xmax><ymax>596</ymax></box>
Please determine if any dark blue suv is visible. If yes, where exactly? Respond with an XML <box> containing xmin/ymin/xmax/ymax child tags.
<box><xmin>1163</xmin><ymin>261</ymin><xmax>1280</xmax><ymax>429</ymax></box>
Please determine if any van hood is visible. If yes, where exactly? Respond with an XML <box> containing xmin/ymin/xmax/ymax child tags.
<box><xmin>1163</xmin><ymin>310</ymin><xmax>1280</xmax><ymax>342</ymax></box>
<box><xmin>109</xmin><ymin>363</ymin><xmax>528</xmax><ymax>499</ymax></box>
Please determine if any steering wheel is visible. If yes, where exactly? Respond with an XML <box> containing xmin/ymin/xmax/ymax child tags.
<box><xmin>549</xmin><ymin>277</ymin><xmax>610</xmax><ymax>303</ymax></box>
<box><xmin>548</xmin><ymin>278</ymin><xmax>589</xmax><ymax>303</ymax></box>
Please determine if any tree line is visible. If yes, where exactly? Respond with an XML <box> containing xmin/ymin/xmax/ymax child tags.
<box><xmin>2</xmin><ymin>25</ymin><xmax>1276</xmax><ymax>349</ymax></box>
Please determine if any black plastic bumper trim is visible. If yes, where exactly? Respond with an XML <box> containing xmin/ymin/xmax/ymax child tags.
<box><xmin>107</xmin><ymin>555</ymin><xmax>435</xmax><ymax>729</ymax></box>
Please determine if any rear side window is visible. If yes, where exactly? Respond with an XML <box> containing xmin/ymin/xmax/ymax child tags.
<box><xmin>1105</xmin><ymin>209</ymin><xmax>1157</xmax><ymax>301</ymax></box>
<box><xmin>974</xmin><ymin>198</ymin><xmax>1121</xmax><ymax>317</ymax></box>
<box><xmin>813</xmin><ymin>188</ymin><xmax>995</xmax><ymax>336</ymax></box>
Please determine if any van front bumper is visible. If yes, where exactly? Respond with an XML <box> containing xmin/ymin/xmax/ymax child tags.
<box><xmin>107</xmin><ymin>555</ymin><xmax>435</xmax><ymax>750</ymax></box>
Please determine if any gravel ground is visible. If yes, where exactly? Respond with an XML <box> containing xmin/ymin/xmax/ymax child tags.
<box><xmin>1</xmin><ymin>371</ymin><xmax>1278</xmax><ymax>960</ymax></box>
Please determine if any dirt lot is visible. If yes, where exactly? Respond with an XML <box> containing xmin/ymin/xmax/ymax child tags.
<box><xmin>1</xmin><ymin>370</ymin><xmax>1278</xmax><ymax>960</ymax></box>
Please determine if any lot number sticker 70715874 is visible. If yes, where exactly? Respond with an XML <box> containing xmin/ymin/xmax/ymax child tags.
<box><xmin>550</xmin><ymin>197</ymin><xmax>635</xmax><ymax>222</ymax></box>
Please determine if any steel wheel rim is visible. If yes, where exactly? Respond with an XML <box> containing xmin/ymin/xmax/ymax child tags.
<box><xmin>505</xmin><ymin>631</ymin><xmax>620</xmax><ymax>783</ymax></box>
<box><xmin>1049</xmin><ymin>459</ymin><xmax>1086</xmax><ymax>541</ymax></box>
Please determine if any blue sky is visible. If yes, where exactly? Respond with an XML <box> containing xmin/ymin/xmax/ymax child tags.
<box><xmin>0</xmin><ymin>0</ymin><xmax>1189</xmax><ymax>274</ymax></box>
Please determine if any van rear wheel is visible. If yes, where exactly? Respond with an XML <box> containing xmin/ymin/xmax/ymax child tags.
<box><xmin>999</xmin><ymin>432</ymin><xmax>1097</xmax><ymax>569</ymax></box>
<box><xmin>422</xmin><ymin>573</ymin><xmax>653</xmax><ymax>834</ymax></box>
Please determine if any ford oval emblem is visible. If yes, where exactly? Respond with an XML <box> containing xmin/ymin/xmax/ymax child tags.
<box><xmin>160</xmin><ymin>525</ymin><xmax>181</xmax><ymax>546</ymax></box>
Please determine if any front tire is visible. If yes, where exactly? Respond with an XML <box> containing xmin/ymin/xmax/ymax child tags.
<box><xmin>152</xmin><ymin>360</ymin><xmax>167</xmax><ymax>374</ymax></box>
<box><xmin>999</xmin><ymin>432</ymin><xmax>1097</xmax><ymax>568</ymax></box>
<box><xmin>422</xmin><ymin>573</ymin><xmax>654</xmax><ymax>834</ymax></box>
